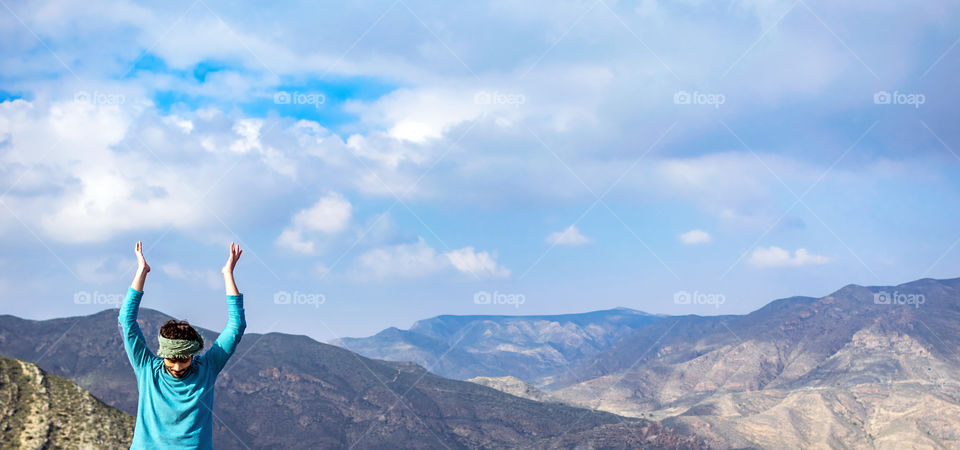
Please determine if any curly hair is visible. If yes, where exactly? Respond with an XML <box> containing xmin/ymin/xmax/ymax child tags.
<box><xmin>159</xmin><ymin>319</ymin><xmax>202</xmax><ymax>342</ymax></box>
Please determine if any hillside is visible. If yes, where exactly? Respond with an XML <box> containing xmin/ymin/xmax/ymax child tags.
<box><xmin>330</xmin><ymin>307</ymin><xmax>662</xmax><ymax>385</ymax></box>
<box><xmin>0</xmin><ymin>307</ymin><xmax>702</xmax><ymax>449</ymax></box>
<box><xmin>545</xmin><ymin>278</ymin><xmax>960</xmax><ymax>448</ymax></box>
<box><xmin>0</xmin><ymin>354</ymin><xmax>134</xmax><ymax>448</ymax></box>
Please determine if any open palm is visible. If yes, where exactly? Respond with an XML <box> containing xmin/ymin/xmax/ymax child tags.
<box><xmin>135</xmin><ymin>241</ymin><xmax>150</xmax><ymax>273</ymax></box>
<box><xmin>222</xmin><ymin>242</ymin><xmax>242</xmax><ymax>274</ymax></box>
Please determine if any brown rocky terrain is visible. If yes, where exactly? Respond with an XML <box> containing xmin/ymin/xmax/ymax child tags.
<box><xmin>466</xmin><ymin>375</ymin><xmax>568</xmax><ymax>404</ymax></box>
<box><xmin>543</xmin><ymin>278</ymin><xmax>960</xmax><ymax>448</ymax></box>
<box><xmin>0</xmin><ymin>354</ymin><xmax>134</xmax><ymax>449</ymax></box>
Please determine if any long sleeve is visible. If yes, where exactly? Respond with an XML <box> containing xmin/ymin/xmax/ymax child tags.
<box><xmin>203</xmin><ymin>293</ymin><xmax>246</xmax><ymax>375</ymax></box>
<box><xmin>118</xmin><ymin>286</ymin><xmax>156</xmax><ymax>375</ymax></box>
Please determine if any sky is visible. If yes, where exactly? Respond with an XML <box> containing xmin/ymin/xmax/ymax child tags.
<box><xmin>1</xmin><ymin>0</ymin><xmax>958</xmax><ymax>342</ymax></box>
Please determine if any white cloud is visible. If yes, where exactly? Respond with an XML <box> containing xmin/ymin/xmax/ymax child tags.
<box><xmin>352</xmin><ymin>237</ymin><xmax>449</xmax><ymax>279</ymax></box>
<box><xmin>345</xmin><ymin>85</ymin><xmax>534</xmax><ymax>144</ymax></box>
<box><xmin>344</xmin><ymin>131</ymin><xmax>430</xmax><ymax>170</ymax></box>
<box><xmin>226</xmin><ymin>118</ymin><xmax>297</xmax><ymax>179</ymax></box>
<box><xmin>275</xmin><ymin>192</ymin><xmax>353</xmax><ymax>254</ymax></box>
<box><xmin>351</xmin><ymin>237</ymin><xmax>510</xmax><ymax>280</ymax></box>
<box><xmin>546</xmin><ymin>225</ymin><xmax>591</xmax><ymax>246</ymax></box>
<box><xmin>375</xmin><ymin>87</ymin><xmax>480</xmax><ymax>143</ymax></box>
<box><xmin>161</xmin><ymin>263</ymin><xmax>221</xmax><ymax>289</ymax></box>
<box><xmin>163</xmin><ymin>115</ymin><xmax>194</xmax><ymax>133</ymax></box>
<box><xmin>0</xmin><ymin>98</ymin><xmax>214</xmax><ymax>244</ymax></box>
<box><xmin>293</xmin><ymin>192</ymin><xmax>353</xmax><ymax>233</ymax></box>
<box><xmin>275</xmin><ymin>229</ymin><xmax>316</xmax><ymax>254</ymax></box>
<box><xmin>445</xmin><ymin>247</ymin><xmax>511</xmax><ymax>278</ymax></box>
<box><xmin>230</xmin><ymin>118</ymin><xmax>263</xmax><ymax>153</ymax></box>
<box><xmin>0</xmin><ymin>0</ymin><xmax>953</xmax><ymax>295</ymax></box>
<box><xmin>0</xmin><ymin>98</ymin><xmax>351</xmax><ymax>245</ymax></box>
<box><xmin>748</xmin><ymin>246</ymin><xmax>830</xmax><ymax>268</ymax></box>
<box><xmin>678</xmin><ymin>229</ymin><xmax>712</xmax><ymax>245</ymax></box>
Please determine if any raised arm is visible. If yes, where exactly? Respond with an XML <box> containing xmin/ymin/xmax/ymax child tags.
<box><xmin>204</xmin><ymin>242</ymin><xmax>247</xmax><ymax>374</ymax></box>
<box><xmin>222</xmin><ymin>242</ymin><xmax>240</xmax><ymax>296</ymax></box>
<box><xmin>118</xmin><ymin>241</ymin><xmax>156</xmax><ymax>374</ymax></box>
<box><xmin>131</xmin><ymin>240</ymin><xmax>149</xmax><ymax>291</ymax></box>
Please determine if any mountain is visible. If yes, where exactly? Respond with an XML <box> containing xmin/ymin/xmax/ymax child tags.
<box><xmin>12</xmin><ymin>276</ymin><xmax>953</xmax><ymax>448</ymax></box>
<box><xmin>466</xmin><ymin>376</ymin><xmax>568</xmax><ymax>405</ymax></box>
<box><xmin>545</xmin><ymin>277</ymin><xmax>960</xmax><ymax>448</ymax></box>
<box><xmin>329</xmin><ymin>307</ymin><xmax>663</xmax><ymax>386</ymax></box>
<box><xmin>0</xmin><ymin>306</ymin><xmax>703</xmax><ymax>449</ymax></box>
<box><xmin>0</xmin><ymin>354</ymin><xmax>134</xmax><ymax>448</ymax></box>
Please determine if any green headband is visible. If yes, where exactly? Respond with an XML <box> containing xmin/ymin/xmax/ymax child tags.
<box><xmin>157</xmin><ymin>329</ymin><xmax>204</xmax><ymax>359</ymax></box>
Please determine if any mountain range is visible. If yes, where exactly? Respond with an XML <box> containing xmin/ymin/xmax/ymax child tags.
<box><xmin>329</xmin><ymin>308</ymin><xmax>662</xmax><ymax>386</ymax></box>
<box><xmin>331</xmin><ymin>277</ymin><xmax>960</xmax><ymax>448</ymax></box>
<box><xmin>3</xmin><ymin>276</ymin><xmax>957</xmax><ymax>448</ymax></box>
<box><xmin>0</xmin><ymin>306</ymin><xmax>702</xmax><ymax>449</ymax></box>
<box><xmin>546</xmin><ymin>278</ymin><xmax>960</xmax><ymax>448</ymax></box>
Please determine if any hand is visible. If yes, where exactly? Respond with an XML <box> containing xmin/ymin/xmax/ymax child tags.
<box><xmin>135</xmin><ymin>241</ymin><xmax>150</xmax><ymax>273</ymax></box>
<box><xmin>222</xmin><ymin>242</ymin><xmax>242</xmax><ymax>274</ymax></box>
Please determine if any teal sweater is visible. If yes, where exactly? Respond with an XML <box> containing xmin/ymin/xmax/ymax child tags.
<box><xmin>118</xmin><ymin>287</ymin><xmax>246</xmax><ymax>449</ymax></box>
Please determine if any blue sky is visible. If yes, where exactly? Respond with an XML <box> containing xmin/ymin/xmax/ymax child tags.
<box><xmin>0</xmin><ymin>0</ymin><xmax>958</xmax><ymax>341</ymax></box>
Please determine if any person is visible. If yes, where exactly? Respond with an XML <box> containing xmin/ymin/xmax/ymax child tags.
<box><xmin>119</xmin><ymin>241</ymin><xmax>247</xmax><ymax>449</ymax></box>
